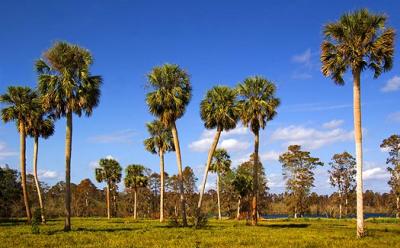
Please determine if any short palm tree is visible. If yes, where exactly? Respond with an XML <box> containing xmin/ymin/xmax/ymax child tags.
<box><xmin>27</xmin><ymin>105</ymin><xmax>55</xmax><ymax>224</ymax></box>
<box><xmin>144</xmin><ymin>120</ymin><xmax>174</xmax><ymax>222</ymax></box>
<box><xmin>36</xmin><ymin>41</ymin><xmax>102</xmax><ymax>231</ymax></box>
<box><xmin>197</xmin><ymin>86</ymin><xmax>239</xmax><ymax>212</ymax></box>
<box><xmin>321</xmin><ymin>9</ymin><xmax>395</xmax><ymax>237</ymax></box>
<box><xmin>124</xmin><ymin>164</ymin><xmax>148</xmax><ymax>220</ymax></box>
<box><xmin>0</xmin><ymin>86</ymin><xmax>38</xmax><ymax>222</ymax></box>
<box><xmin>146</xmin><ymin>64</ymin><xmax>192</xmax><ymax>226</ymax></box>
<box><xmin>95</xmin><ymin>158</ymin><xmax>122</xmax><ymax>219</ymax></box>
<box><xmin>209</xmin><ymin>148</ymin><xmax>231</xmax><ymax>220</ymax></box>
<box><xmin>237</xmin><ymin>76</ymin><xmax>280</xmax><ymax>225</ymax></box>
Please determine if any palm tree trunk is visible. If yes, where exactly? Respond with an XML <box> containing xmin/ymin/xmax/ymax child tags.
<box><xmin>134</xmin><ymin>189</ymin><xmax>138</xmax><ymax>220</ymax></box>
<box><xmin>33</xmin><ymin>136</ymin><xmax>45</xmax><ymax>223</ymax></box>
<box><xmin>217</xmin><ymin>172</ymin><xmax>222</xmax><ymax>220</ymax></box>
<box><xmin>64</xmin><ymin>112</ymin><xmax>72</xmax><ymax>231</ymax></box>
<box><xmin>252</xmin><ymin>129</ymin><xmax>259</xmax><ymax>226</ymax></box>
<box><xmin>345</xmin><ymin>197</ymin><xmax>348</xmax><ymax>217</ymax></box>
<box><xmin>171</xmin><ymin>122</ymin><xmax>187</xmax><ymax>226</ymax></box>
<box><xmin>396</xmin><ymin>196</ymin><xmax>399</xmax><ymax>219</ymax></box>
<box><xmin>19</xmin><ymin>122</ymin><xmax>31</xmax><ymax>222</ymax></box>
<box><xmin>236</xmin><ymin>197</ymin><xmax>241</xmax><ymax>220</ymax></box>
<box><xmin>353</xmin><ymin>69</ymin><xmax>364</xmax><ymax>237</ymax></box>
<box><xmin>197</xmin><ymin>129</ymin><xmax>222</xmax><ymax>211</ymax></box>
<box><xmin>106</xmin><ymin>183</ymin><xmax>111</xmax><ymax>219</ymax></box>
<box><xmin>159</xmin><ymin>150</ymin><xmax>165</xmax><ymax>222</ymax></box>
<box><xmin>339</xmin><ymin>192</ymin><xmax>342</xmax><ymax>219</ymax></box>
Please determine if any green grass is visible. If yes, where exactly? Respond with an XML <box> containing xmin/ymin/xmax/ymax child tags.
<box><xmin>1</xmin><ymin>217</ymin><xmax>399</xmax><ymax>247</ymax></box>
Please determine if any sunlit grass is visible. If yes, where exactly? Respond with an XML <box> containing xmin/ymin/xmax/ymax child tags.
<box><xmin>0</xmin><ymin>217</ymin><xmax>399</xmax><ymax>247</ymax></box>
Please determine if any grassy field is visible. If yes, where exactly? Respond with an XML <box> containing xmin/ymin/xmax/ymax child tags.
<box><xmin>0</xmin><ymin>217</ymin><xmax>399</xmax><ymax>248</ymax></box>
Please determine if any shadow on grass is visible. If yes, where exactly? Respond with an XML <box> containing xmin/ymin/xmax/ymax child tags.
<box><xmin>46</xmin><ymin>227</ymin><xmax>138</xmax><ymax>235</ymax></box>
<box><xmin>0</xmin><ymin>219</ymin><xmax>26</xmax><ymax>226</ymax></box>
<box><xmin>263</xmin><ymin>223</ymin><xmax>311</xmax><ymax>228</ymax></box>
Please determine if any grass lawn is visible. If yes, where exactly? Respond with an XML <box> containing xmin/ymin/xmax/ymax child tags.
<box><xmin>0</xmin><ymin>217</ymin><xmax>399</xmax><ymax>248</ymax></box>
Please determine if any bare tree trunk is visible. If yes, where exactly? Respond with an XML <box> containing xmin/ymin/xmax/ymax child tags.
<box><xmin>339</xmin><ymin>192</ymin><xmax>342</xmax><ymax>219</ymax></box>
<box><xmin>19</xmin><ymin>122</ymin><xmax>31</xmax><ymax>222</ymax></box>
<box><xmin>236</xmin><ymin>197</ymin><xmax>241</xmax><ymax>220</ymax></box>
<box><xmin>252</xmin><ymin>129</ymin><xmax>259</xmax><ymax>226</ymax></box>
<box><xmin>345</xmin><ymin>197</ymin><xmax>348</xmax><ymax>217</ymax></box>
<box><xmin>106</xmin><ymin>183</ymin><xmax>111</xmax><ymax>219</ymax></box>
<box><xmin>134</xmin><ymin>189</ymin><xmax>137</xmax><ymax>220</ymax></box>
<box><xmin>217</xmin><ymin>172</ymin><xmax>222</xmax><ymax>220</ymax></box>
<box><xmin>159</xmin><ymin>150</ymin><xmax>165</xmax><ymax>222</ymax></box>
<box><xmin>64</xmin><ymin>112</ymin><xmax>72</xmax><ymax>231</ymax></box>
<box><xmin>396</xmin><ymin>196</ymin><xmax>399</xmax><ymax>219</ymax></box>
<box><xmin>197</xmin><ymin>129</ymin><xmax>222</xmax><ymax>211</ymax></box>
<box><xmin>353</xmin><ymin>69</ymin><xmax>364</xmax><ymax>238</ymax></box>
<box><xmin>33</xmin><ymin>136</ymin><xmax>45</xmax><ymax>223</ymax></box>
<box><xmin>171</xmin><ymin>122</ymin><xmax>187</xmax><ymax>226</ymax></box>
<box><xmin>294</xmin><ymin>206</ymin><xmax>297</xmax><ymax>219</ymax></box>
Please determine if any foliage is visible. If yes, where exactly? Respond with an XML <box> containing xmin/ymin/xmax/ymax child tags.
<box><xmin>209</xmin><ymin>149</ymin><xmax>231</xmax><ymax>175</ymax></box>
<box><xmin>380</xmin><ymin>135</ymin><xmax>400</xmax><ymax>197</ymax></box>
<box><xmin>0</xmin><ymin>166</ymin><xmax>22</xmax><ymax>217</ymax></box>
<box><xmin>124</xmin><ymin>165</ymin><xmax>148</xmax><ymax>191</ymax></box>
<box><xmin>95</xmin><ymin>159</ymin><xmax>122</xmax><ymax>185</ymax></box>
<box><xmin>144</xmin><ymin>119</ymin><xmax>175</xmax><ymax>155</ymax></box>
<box><xmin>31</xmin><ymin>209</ymin><xmax>41</xmax><ymax>234</ymax></box>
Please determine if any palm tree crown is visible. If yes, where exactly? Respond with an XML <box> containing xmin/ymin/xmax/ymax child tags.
<box><xmin>95</xmin><ymin>158</ymin><xmax>122</xmax><ymax>185</ymax></box>
<box><xmin>321</xmin><ymin>9</ymin><xmax>395</xmax><ymax>84</ymax></box>
<box><xmin>210</xmin><ymin>148</ymin><xmax>232</xmax><ymax>174</ymax></box>
<box><xmin>144</xmin><ymin>120</ymin><xmax>175</xmax><ymax>155</ymax></box>
<box><xmin>124</xmin><ymin>164</ymin><xmax>148</xmax><ymax>190</ymax></box>
<box><xmin>36</xmin><ymin>41</ymin><xmax>102</xmax><ymax>117</ymax></box>
<box><xmin>0</xmin><ymin>86</ymin><xmax>38</xmax><ymax>129</ymax></box>
<box><xmin>146</xmin><ymin>64</ymin><xmax>192</xmax><ymax>126</ymax></box>
<box><xmin>236</xmin><ymin>76</ymin><xmax>280</xmax><ymax>134</ymax></box>
<box><xmin>27</xmin><ymin>106</ymin><xmax>55</xmax><ymax>140</ymax></box>
<box><xmin>200</xmin><ymin>86</ymin><xmax>239</xmax><ymax>131</ymax></box>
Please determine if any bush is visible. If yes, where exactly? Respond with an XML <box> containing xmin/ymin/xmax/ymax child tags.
<box><xmin>31</xmin><ymin>209</ymin><xmax>41</xmax><ymax>234</ymax></box>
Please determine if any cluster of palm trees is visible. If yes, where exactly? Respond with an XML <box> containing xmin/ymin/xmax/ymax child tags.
<box><xmin>0</xmin><ymin>9</ymin><xmax>395</xmax><ymax>238</ymax></box>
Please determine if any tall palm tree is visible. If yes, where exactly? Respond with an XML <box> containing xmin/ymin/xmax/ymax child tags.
<box><xmin>321</xmin><ymin>9</ymin><xmax>395</xmax><ymax>237</ymax></box>
<box><xmin>237</xmin><ymin>76</ymin><xmax>280</xmax><ymax>225</ymax></box>
<box><xmin>209</xmin><ymin>148</ymin><xmax>231</xmax><ymax>220</ymax></box>
<box><xmin>95</xmin><ymin>158</ymin><xmax>122</xmax><ymax>219</ymax></box>
<box><xmin>146</xmin><ymin>64</ymin><xmax>192</xmax><ymax>226</ymax></box>
<box><xmin>144</xmin><ymin>120</ymin><xmax>174</xmax><ymax>222</ymax></box>
<box><xmin>36</xmin><ymin>41</ymin><xmax>102</xmax><ymax>231</ymax></box>
<box><xmin>27</xmin><ymin>105</ymin><xmax>55</xmax><ymax>224</ymax></box>
<box><xmin>0</xmin><ymin>86</ymin><xmax>38</xmax><ymax>222</ymax></box>
<box><xmin>124</xmin><ymin>164</ymin><xmax>148</xmax><ymax>220</ymax></box>
<box><xmin>197</xmin><ymin>86</ymin><xmax>239</xmax><ymax>212</ymax></box>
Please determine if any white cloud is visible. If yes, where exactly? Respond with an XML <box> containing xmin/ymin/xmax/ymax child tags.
<box><xmin>292</xmin><ymin>72</ymin><xmax>312</xmax><ymax>80</ymax></box>
<box><xmin>89</xmin><ymin>161</ymin><xmax>99</xmax><ymax>169</ymax></box>
<box><xmin>381</xmin><ymin>76</ymin><xmax>400</xmax><ymax>92</ymax></box>
<box><xmin>292</xmin><ymin>49</ymin><xmax>312</xmax><ymax>65</ymax></box>
<box><xmin>281</xmin><ymin>102</ymin><xmax>352</xmax><ymax>113</ymax></box>
<box><xmin>388</xmin><ymin>112</ymin><xmax>400</xmax><ymax>123</ymax></box>
<box><xmin>323</xmin><ymin>119</ymin><xmax>344</xmax><ymax>129</ymax></box>
<box><xmin>267</xmin><ymin>173</ymin><xmax>285</xmax><ymax>188</ymax></box>
<box><xmin>271</xmin><ymin>125</ymin><xmax>354</xmax><ymax>150</ymax></box>
<box><xmin>189</xmin><ymin>126</ymin><xmax>249</xmax><ymax>152</ymax></box>
<box><xmin>260</xmin><ymin>150</ymin><xmax>280</xmax><ymax>161</ymax></box>
<box><xmin>363</xmin><ymin>167</ymin><xmax>389</xmax><ymax>180</ymax></box>
<box><xmin>87</xmin><ymin>129</ymin><xmax>136</xmax><ymax>144</ymax></box>
<box><xmin>38</xmin><ymin>169</ymin><xmax>58</xmax><ymax>179</ymax></box>
<box><xmin>0</xmin><ymin>142</ymin><xmax>17</xmax><ymax>160</ymax></box>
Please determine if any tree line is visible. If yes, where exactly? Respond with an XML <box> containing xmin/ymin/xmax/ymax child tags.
<box><xmin>0</xmin><ymin>9</ymin><xmax>397</xmax><ymax>238</ymax></box>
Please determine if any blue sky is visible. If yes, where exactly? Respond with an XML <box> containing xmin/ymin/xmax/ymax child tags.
<box><xmin>0</xmin><ymin>0</ymin><xmax>399</xmax><ymax>194</ymax></box>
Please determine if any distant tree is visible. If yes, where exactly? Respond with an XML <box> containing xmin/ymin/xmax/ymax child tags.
<box><xmin>279</xmin><ymin>145</ymin><xmax>323</xmax><ymax>218</ymax></box>
<box><xmin>74</xmin><ymin>179</ymin><xmax>100</xmax><ymax>217</ymax></box>
<box><xmin>27</xmin><ymin>105</ymin><xmax>55</xmax><ymax>223</ymax></box>
<box><xmin>380</xmin><ymin>134</ymin><xmax>400</xmax><ymax>218</ymax></box>
<box><xmin>321</xmin><ymin>9</ymin><xmax>395</xmax><ymax>237</ymax></box>
<box><xmin>197</xmin><ymin>86</ymin><xmax>239</xmax><ymax>213</ymax></box>
<box><xmin>237</xmin><ymin>76</ymin><xmax>280</xmax><ymax>225</ymax></box>
<box><xmin>209</xmin><ymin>148</ymin><xmax>232</xmax><ymax>220</ymax></box>
<box><xmin>95</xmin><ymin>158</ymin><xmax>122</xmax><ymax>219</ymax></box>
<box><xmin>0</xmin><ymin>86</ymin><xmax>39</xmax><ymax>222</ymax></box>
<box><xmin>37</xmin><ymin>42</ymin><xmax>102</xmax><ymax>231</ymax></box>
<box><xmin>0</xmin><ymin>165</ymin><xmax>22</xmax><ymax>217</ymax></box>
<box><xmin>328</xmin><ymin>152</ymin><xmax>356</xmax><ymax>218</ymax></box>
<box><xmin>144</xmin><ymin>119</ymin><xmax>174</xmax><ymax>222</ymax></box>
<box><xmin>182</xmin><ymin>166</ymin><xmax>197</xmax><ymax>216</ymax></box>
<box><xmin>146</xmin><ymin>64</ymin><xmax>192</xmax><ymax>226</ymax></box>
<box><xmin>124</xmin><ymin>164</ymin><xmax>148</xmax><ymax>219</ymax></box>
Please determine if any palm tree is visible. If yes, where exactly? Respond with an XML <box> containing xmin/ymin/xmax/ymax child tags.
<box><xmin>321</xmin><ymin>9</ymin><xmax>395</xmax><ymax>237</ymax></box>
<box><xmin>124</xmin><ymin>164</ymin><xmax>148</xmax><ymax>220</ymax></box>
<box><xmin>209</xmin><ymin>148</ymin><xmax>231</xmax><ymax>220</ymax></box>
<box><xmin>237</xmin><ymin>76</ymin><xmax>280</xmax><ymax>225</ymax></box>
<box><xmin>36</xmin><ymin>41</ymin><xmax>102</xmax><ymax>231</ymax></box>
<box><xmin>144</xmin><ymin>120</ymin><xmax>174</xmax><ymax>222</ymax></box>
<box><xmin>146</xmin><ymin>64</ymin><xmax>192</xmax><ymax>226</ymax></box>
<box><xmin>0</xmin><ymin>86</ymin><xmax>38</xmax><ymax>222</ymax></box>
<box><xmin>95</xmin><ymin>158</ymin><xmax>122</xmax><ymax>219</ymax></box>
<box><xmin>197</xmin><ymin>86</ymin><xmax>239</xmax><ymax>212</ymax></box>
<box><xmin>27</xmin><ymin>105</ymin><xmax>55</xmax><ymax>224</ymax></box>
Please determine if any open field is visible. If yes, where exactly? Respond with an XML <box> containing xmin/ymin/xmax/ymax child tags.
<box><xmin>0</xmin><ymin>218</ymin><xmax>399</xmax><ymax>248</ymax></box>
